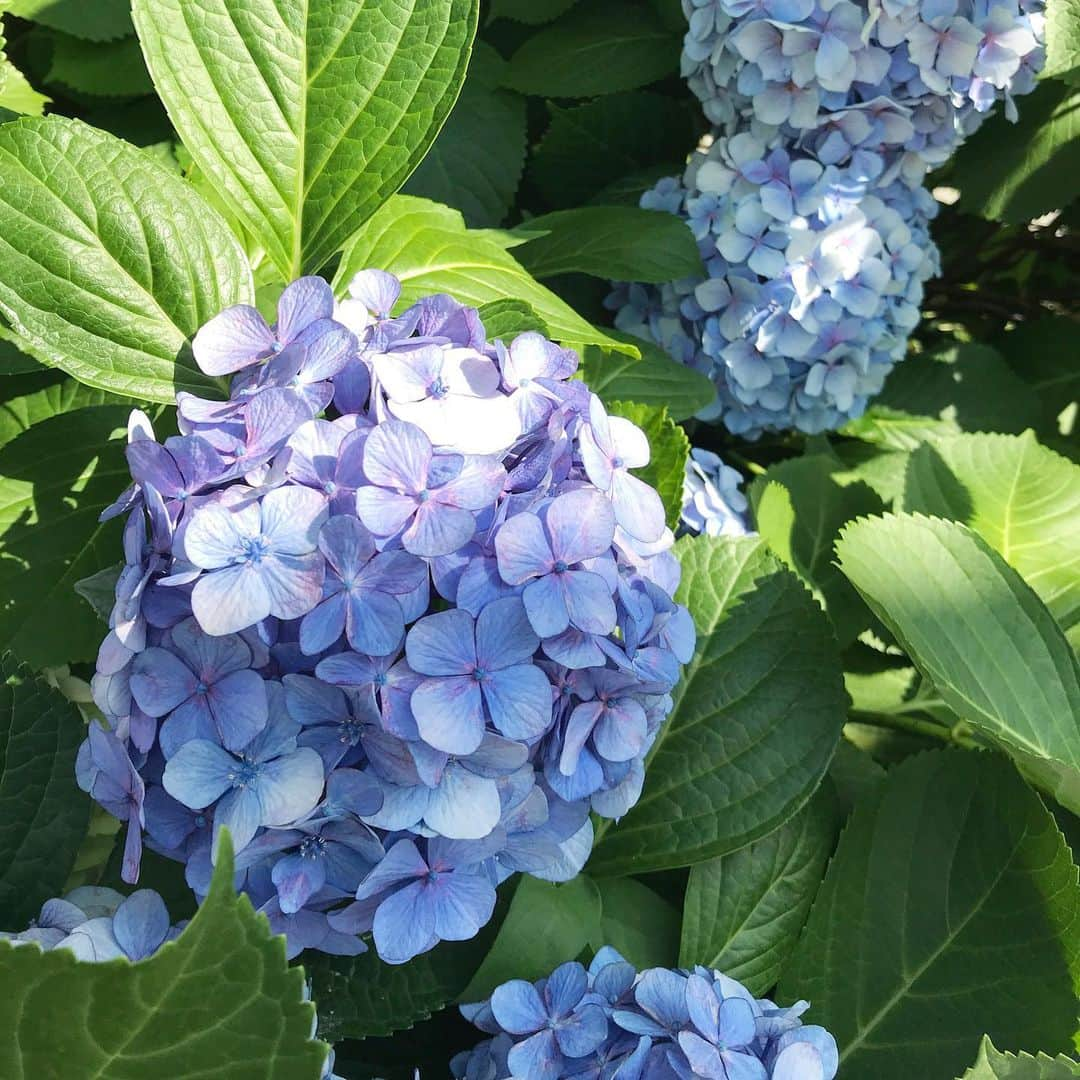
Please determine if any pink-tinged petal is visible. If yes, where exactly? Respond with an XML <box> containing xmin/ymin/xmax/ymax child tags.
<box><xmin>260</xmin><ymin>552</ymin><xmax>325</xmax><ymax>621</ymax></box>
<box><xmin>523</xmin><ymin>574</ymin><xmax>571</xmax><ymax>638</ymax></box>
<box><xmin>192</xmin><ymin>565</ymin><xmax>272</xmax><ymax>636</ymax></box>
<box><xmin>193</xmin><ymin>305</ymin><xmax>274</xmax><ymax>376</ymax></box>
<box><xmin>482</xmin><ymin>664</ymin><xmax>552</xmax><ymax>741</ymax></box>
<box><xmin>348</xmin><ymin>269</ymin><xmax>401</xmax><ymax>318</ymax></box>
<box><xmin>363</xmin><ymin>420</ymin><xmax>431</xmax><ymax>492</ymax></box>
<box><xmin>299</xmin><ymin>324</ymin><xmax>355</xmax><ymax>382</ymax></box>
<box><xmin>256</xmin><ymin>747</ymin><xmax>325</xmax><ymax>825</ymax></box>
<box><xmin>129</xmin><ymin>647</ymin><xmax>196</xmax><ymax>717</ymax></box>
<box><xmin>404</xmin><ymin>502</ymin><xmax>476</xmax><ymax>557</ymax></box>
<box><xmin>564</xmin><ymin>571</ymin><xmax>617</xmax><ymax>635</ymax></box>
<box><xmin>441</xmin><ymin>349</ymin><xmax>501</xmax><ymax>397</ymax></box>
<box><xmin>355</xmin><ymin>487</ymin><xmax>417</xmax><ymax>537</ymax></box>
<box><xmin>406</xmin><ymin>608</ymin><xmax>476</xmax><ymax>675</ymax></box>
<box><xmin>610</xmin><ymin>471</ymin><xmax>666</xmax><ymax>543</ymax></box>
<box><xmin>545</xmin><ymin>490</ymin><xmax>616</xmax><ymax>565</ymax></box>
<box><xmin>260</xmin><ymin>486</ymin><xmax>327</xmax><ymax>554</ymax></box>
<box><xmin>412</xmin><ymin>677</ymin><xmax>486</xmax><ymax>755</ymax></box>
<box><xmin>318</xmin><ymin>514</ymin><xmax>376</xmax><ymax>577</ymax></box>
<box><xmin>494</xmin><ymin>511</ymin><xmax>552</xmax><ymax>585</ymax></box>
<box><xmin>184</xmin><ymin>502</ymin><xmax>258</xmax><ymax>569</ymax></box>
<box><xmin>299</xmin><ymin>592</ymin><xmax>348</xmax><ymax>655</ymax></box>
<box><xmin>286</xmin><ymin>419</ymin><xmax>346</xmax><ymax>487</ymax></box>
<box><xmin>579</xmin><ymin>425</ymin><xmax>614</xmax><ymax>492</ymax></box>
<box><xmin>476</xmin><ymin>596</ymin><xmax>540</xmax><ymax>670</ymax></box>
<box><xmin>425</xmin><ymin>766</ymin><xmax>501</xmax><ymax>840</ymax></box>
<box><xmin>276</xmin><ymin>276</ymin><xmax>334</xmax><ymax>342</ymax></box>
<box><xmin>436</xmin><ymin>455</ymin><xmax>507</xmax><ymax>510</ymax></box>
<box><xmin>375</xmin><ymin>346</ymin><xmax>442</xmax><ymax>403</ymax></box>
<box><xmin>608</xmin><ymin>416</ymin><xmax>650</xmax><ymax>469</ymax></box>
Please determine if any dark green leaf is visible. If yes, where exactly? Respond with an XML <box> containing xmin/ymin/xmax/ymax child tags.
<box><xmin>589</xmin><ymin>536</ymin><xmax>847</xmax><ymax>875</ymax></box>
<box><xmin>680</xmin><ymin>786</ymin><xmax>837</xmax><ymax>996</ymax></box>
<box><xmin>828</xmin><ymin>739</ymin><xmax>887</xmax><ymax>813</ymax></box>
<box><xmin>995</xmin><ymin>318</ymin><xmax>1079</xmax><ymax>440</ymax></box>
<box><xmin>45</xmin><ymin>31</ymin><xmax>153</xmax><ymax>98</ymax></box>
<box><xmin>0</xmin><ymin>406</ymin><xmax>130</xmax><ymax>668</ymax></box>
<box><xmin>0</xmin><ymin>832</ymin><xmax>328</xmax><ymax>1078</ymax></box>
<box><xmin>597</xmin><ymin>877</ymin><xmax>681</xmax><ymax>971</ymax></box>
<box><xmin>0</xmin><ymin>655</ymin><xmax>90</xmax><ymax>927</ymax></box>
<box><xmin>133</xmin><ymin>0</ymin><xmax>479</xmax><ymax>276</ymax></box>
<box><xmin>958</xmin><ymin>1037</ymin><xmax>1080</xmax><ymax>1078</ymax></box>
<box><xmin>512</xmin><ymin>206</ymin><xmax>702</xmax><ymax>282</ymax></box>
<box><xmin>74</xmin><ymin>563</ymin><xmax>122</xmax><ymax>623</ymax></box>
<box><xmin>489</xmin><ymin>0</ymin><xmax>580</xmax><ymax>23</ymax></box>
<box><xmin>7</xmin><ymin>0</ymin><xmax>134</xmax><ymax>41</ymax></box>
<box><xmin>0</xmin><ymin>116</ymin><xmax>251</xmax><ymax>401</ymax></box>
<box><xmin>781</xmin><ymin>751</ymin><xmax>1080</xmax><ymax>1080</ymax></box>
<box><xmin>0</xmin><ymin>329</ymin><xmax>43</xmax><ymax>376</ymax></box>
<box><xmin>0</xmin><ymin>370</ymin><xmax>120</xmax><ymax>451</ymax></box>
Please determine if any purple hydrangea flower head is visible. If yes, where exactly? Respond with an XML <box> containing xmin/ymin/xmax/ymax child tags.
<box><xmin>83</xmin><ymin>272</ymin><xmax>692</xmax><ymax>964</ymax></box>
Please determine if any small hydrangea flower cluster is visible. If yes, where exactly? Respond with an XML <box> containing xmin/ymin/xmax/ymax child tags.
<box><xmin>681</xmin><ymin>448</ymin><xmax>751</xmax><ymax>537</ymax></box>
<box><xmin>79</xmin><ymin>273</ymin><xmax>693</xmax><ymax>965</ymax></box>
<box><xmin>451</xmin><ymin>948</ymin><xmax>838</xmax><ymax>1080</ymax></box>
<box><xmin>610</xmin><ymin>0</ymin><xmax>1043</xmax><ymax>436</ymax></box>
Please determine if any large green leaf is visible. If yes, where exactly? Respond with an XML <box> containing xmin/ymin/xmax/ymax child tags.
<box><xmin>531</xmin><ymin>92</ymin><xmax>697</xmax><ymax>208</ymax></box>
<box><xmin>607</xmin><ymin>400</ymin><xmax>689</xmax><ymax>531</ymax></box>
<box><xmin>46</xmin><ymin>31</ymin><xmax>154</xmax><ymax>98</ymax></box>
<box><xmin>0</xmin><ymin>405</ymin><xmax>131</xmax><ymax>668</ymax></box>
<box><xmin>0</xmin><ymin>832</ymin><xmax>328</xmax><ymax>1078</ymax></box>
<box><xmin>751</xmin><ymin>455</ymin><xmax>884</xmax><ymax>644</ymax></box>
<box><xmin>0</xmin><ymin>116</ymin><xmax>251</xmax><ymax>402</ymax></box>
<box><xmin>953</xmin><ymin>80</ymin><xmax>1080</xmax><ymax>223</ymax></box>
<box><xmin>0</xmin><ymin>32</ymin><xmax>48</xmax><ymax>116</ymax></box>
<box><xmin>489</xmin><ymin>0</ymin><xmax>580</xmax><ymax>23</ymax></box>
<box><xmin>333</xmin><ymin>195</ymin><xmax>635</xmax><ymax>354</ymax></box>
<box><xmin>1043</xmin><ymin>0</ymin><xmax>1080</xmax><ymax>85</ymax></box>
<box><xmin>7</xmin><ymin>0</ymin><xmax>134</xmax><ymax>40</ymax></box>
<box><xmin>502</xmin><ymin>0</ymin><xmax>679</xmax><ymax>97</ymax></box>
<box><xmin>995</xmin><ymin>318</ymin><xmax>1079</xmax><ymax>439</ymax></box>
<box><xmin>837</xmin><ymin>514</ymin><xmax>1080</xmax><ymax>812</ymax></box>
<box><xmin>903</xmin><ymin>432</ymin><xmax>1080</xmax><ymax>643</ymax></box>
<box><xmin>781</xmin><ymin>751</ymin><xmax>1080</xmax><ymax>1080</ymax></box>
<box><xmin>597</xmin><ymin>877</ymin><xmax>681</xmax><ymax>971</ymax></box>
<box><xmin>579</xmin><ymin>337</ymin><xmax>715</xmax><ymax>421</ymax></box>
<box><xmin>0</xmin><ymin>370</ymin><xmax>120</xmax><ymax>450</ymax></box>
<box><xmin>959</xmin><ymin>1038</ymin><xmax>1080</xmax><ymax>1079</ymax></box>
<box><xmin>679</xmin><ymin>787</ymin><xmax>837</xmax><ymax>996</ymax></box>
<box><xmin>589</xmin><ymin>536</ymin><xmax>848</xmax><ymax>876</ymax></box>
<box><xmin>0</xmin><ymin>655</ymin><xmax>90</xmax><ymax>927</ymax></box>
<box><xmin>133</xmin><ymin>0</ymin><xmax>478</xmax><ymax>277</ymax></box>
<box><xmin>461</xmin><ymin>876</ymin><xmax>602</xmax><ymax>1001</ymax></box>
<box><xmin>512</xmin><ymin>206</ymin><xmax>703</xmax><ymax>283</ymax></box>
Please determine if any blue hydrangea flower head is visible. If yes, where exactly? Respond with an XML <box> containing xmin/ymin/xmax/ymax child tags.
<box><xmin>81</xmin><ymin>273</ymin><xmax>694</xmax><ymax>964</ymax></box>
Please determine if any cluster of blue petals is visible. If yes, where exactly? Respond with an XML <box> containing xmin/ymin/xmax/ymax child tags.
<box><xmin>78</xmin><ymin>273</ymin><xmax>693</xmax><ymax>965</ymax></box>
<box><xmin>681</xmin><ymin>448</ymin><xmax>752</xmax><ymax>537</ymax></box>
<box><xmin>452</xmin><ymin>949</ymin><xmax>838</xmax><ymax>1080</ymax></box>
<box><xmin>609</xmin><ymin>0</ymin><xmax>1044</xmax><ymax>436</ymax></box>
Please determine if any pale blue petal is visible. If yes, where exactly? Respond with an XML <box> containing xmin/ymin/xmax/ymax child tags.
<box><xmin>162</xmin><ymin>739</ymin><xmax>235</xmax><ymax>808</ymax></box>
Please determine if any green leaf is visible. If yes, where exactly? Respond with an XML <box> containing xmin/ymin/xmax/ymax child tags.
<box><xmin>0</xmin><ymin>116</ymin><xmax>252</xmax><ymax>402</ymax></box>
<box><xmin>489</xmin><ymin>0</ymin><xmax>580</xmax><ymax>23</ymax></box>
<box><xmin>7</xmin><ymin>0</ymin><xmax>134</xmax><ymax>41</ymax></box>
<box><xmin>403</xmin><ymin>44</ymin><xmax>526</xmax><ymax>228</ymax></box>
<box><xmin>333</xmin><ymin>195</ymin><xmax>635</xmax><ymax>355</ymax></box>
<box><xmin>953</xmin><ymin>80</ymin><xmax>1080</xmax><ymax>223</ymax></box>
<box><xmin>836</xmin><ymin>513</ymin><xmax>1080</xmax><ymax>814</ymax></box>
<box><xmin>589</xmin><ymin>536</ymin><xmax>848</xmax><ymax>876</ymax></box>
<box><xmin>0</xmin><ymin>405</ymin><xmax>131</xmax><ymax>668</ymax></box>
<box><xmin>462</xmin><ymin>876</ymin><xmax>602</xmax><ymax>1001</ymax></box>
<box><xmin>781</xmin><ymin>751</ymin><xmax>1080</xmax><ymax>1080</ymax></box>
<box><xmin>902</xmin><ymin>432</ymin><xmax>1080</xmax><ymax>644</ymax></box>
<box><xmin>74</xmin><ymin>563</ymin><xmax>122</xmax><ymax>623</ymax></box>
<box><xmin>0</xmin><ymin>831</ymin><xmax>328</xmax><ymax>1078</ymax></box>
<box><xmin>0</xmin><ymin>655</ymin><xmax>90</xmax><ymax>927</ymax></box>
<box><xmin>995</xmin><ymin>318</ymin><xmax>1079</xmax><ymax>438</ymax></box>
<box><xmin>607</xmin><ymin>401</ymin><xmax>688</xmax><ymax>530</ymax></box>
<box><xmin>477</xmin><ymin>299</ymin><xmax>551</xmax><ymax>340</ymax></box>
<box><xmin>579</xmin><ymin>336</ymin><xmax>715</xmax><ymax>421</ymax></box>
<box><xmin>46</xmin><ymin>31</ymin><xmax>153</xmax><ymax>98</ymax></box>
<box><xmin>840</xmin><ymin>405</ymin><xmax>958</xmax><ymax>452</ymax></box>
<box><xmin>828</xmin><ymin>739</ymin><xmax>886</xmax><ymax>813</ymax></box>
<box><xmin>503</xmin><ymin>0</ymin><xmax>679</xmax><ymax>97</ymax></box>
<box><xmin>829</xmin><ymin>441</ymin><xmax>910</xmax><ymax>506</ymax></box>
<box><xmin>0</xmin><ymin>370</ymin><xmax>120</xmax><ymax>451</ymax></box>
<box><xmin>133</xmin><ymin>0</ymin><xmax>479</xmax><ymax>277</ymax></box>
<box><xmin>0</xmin><ymin>328</ymin><xmax>43</xmax><ymax>376</ymax></box>
<box><xmin>1043</xmin><ymin>0</ymin><xmax>1080</xmax><ymax>85</ymax></box>
<box><xmin>680</xmin><ymin>787</ymin><xmax>837</xmax><ymax>996</ymax></box>
<box><xmin>751</xmin><ymin>455</ymin><xmax>885</xmax><ymax>644</ymax></box>
<box><xmin>597</xmin><ymin>877</ymin><xmax>681</xmax><ymax>971</ymax></box>
<box><xmin>512</xmin><ymin>206</ymin><xmax>703</xmax><ymax>282</ymax></box>
<box><xmin>958</xmin><ymin>1037</ymin><xmax>1080</xmax><ymax>1078</ymax></box>
<box><xmin>531</xmin><ymin>92</ymin><xmax>697</xmax><ymax>208</ymax></box>
<box><xmin>0</xmin><ymin>54</ymin><xmax>49</xmax><ymax>116</ymax></box>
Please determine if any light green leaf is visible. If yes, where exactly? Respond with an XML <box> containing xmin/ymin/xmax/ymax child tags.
<box><xmin>0</xmin><ymin>831</ymin><xmax>328</xmax><ymax>1078</ymax></box>
<box><xmin>579</xmin><ymin>336</ymin><xmax>715</xmax><ymax>421</ymax></box>
<box><xmin>403</xmin><ymin>44</ymin><xmax>526</xmax><ymax>228</ymax></box>
<box><xmin>0</xmin><ymin>116</ymin><xmax>252</xmax><ymax>401</ymax></box>
<box><xmin>46</xmin><ymin>31</ymin><xmax>153</xmax><ymax>98</ymax></box>
<box><xmin>590</xmin><ymin>536</ymin><xmax>847</xmax><ymax>875</ymax></box>
<box><xmin>0</xmin><ymin>405</ymin><xmax>130</xmax><ymax>668</ymax></box>
<box><xmin>751</xmin><ymin>455</ymin><xmax>885</xmax><ymax>644</ymax></box>
<box><xmin>607</xmin><ymin>401</ymin><xmax>689</xmax><ymax>530</ymax></box>
<box><xmin>512</xmin><ymin>206</ymin><xmax>703</xmax><ymax>282</ymax></box>
<box><xmin>0</xmin><ymin>55</ymin><xmax>48</xmax><ymax>116</ymax></box>
<box><xmin>597</xmin><ymin>877</ymin><xmax>681</xmax><ymax>972</ymax></box>
<box><xmin>477</xmin><ymin>299</ymin><xmax>550</xmax><ymax>340</ymax></box>
<box><xmin>0</xmin><ymin>655</ymin><xmax>90</xmax><ymax>927</ymax></box>
<box><xmin>954</xmin><ymin>80</ymin><xmax>1080</xmax><ymax>223</ymax></box>
<box><xmin>959</xmin><ymin>1037</ymin><xmax>1080</xmax><ymax>1078</ymax></box>
<box><xmin>0</xmin><ymin>370</ymin><xmax>120</xmax><ymax>451</ymax></box>
<box><xmin>133</xmin><ymin>0</ymin><xmax>479</xmax><ymax>277</ymax></box>
<box><xmin>1043</xmin><ymin>0</ymin><xmax>1080</xmax><ymax>85</ymax></box>
<box><xmin>461</xmin><ymin>876</ymin><xmax>602</xmax><ymax>1001</ymax></box>
<box><xmin>489</xmin><ymin>0</ymin><xmax>580</xmax><ymax>23</ymax></box>
<box><xmin>836</xmin><ymin>513</ymin><xmax>1080</xmax><ymax>813</ymax></box>
<box><xmin>503</xmin><ymin>0</ymin><xmax>679</xmax><ymax>97</ymax></box>
<box><xmin>7</xmin><ymin>0</ymin><xmax>133</xmax><ymax>41</ymax></box>
<box><xmin>333</xmin><ymin>195</ymin><xmax>635</xmax><ymax>355</ymax></box>
<box><xmin>829</xmin><ymin>441</ymin><xmax>910</xmax><ymax>506</ymax></box>
<box><xmin>781</xmin><ymin>751</ymin><xmax>1080</xmax><ymax>1080</ymax></box>
<box><xmin>902</xmin><ymin>432</ymin><xmax>1080</xmax><ymax>644</ymax></box>
<box><xmin>840</xmin><ymin>405</ymin><xmax>958</xmax><ymax>452</ymax></box>
<box><xmin>531</xmin><ymin>92</ymin><xmax>697</xmax><ymax>208</ymax></box>
<box><xmin>680</xmin><ymin>786</ymin><xmax>837</xmax><ymax>996</ymax></box>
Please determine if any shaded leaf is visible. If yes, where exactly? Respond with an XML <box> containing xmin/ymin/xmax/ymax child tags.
<box><xmin>7</xmin><ymin>0</ymin><xmax>133</xmax><ymax>41</ymax></box>
<box><xmin>489</xmin><ymin>0</ymin><xmax>580</xmax><ymax>23</ymax></box>
<box><xmin>597</xmin><ymin>877</ymin><xmax>681</xmax><ymax>971</ymax></box>
<box><xmin>46</xmin><ymin>31</ymin><xmax>153</xmax><ymax>98</ymax></box>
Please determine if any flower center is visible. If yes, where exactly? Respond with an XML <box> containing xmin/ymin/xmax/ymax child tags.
<box><xmin>472</xmin><ymin>667</ymin><xmax>489</xmax><ymax>682</ymax></box>
<box><xmin>324</xmin><ymin>480</ymin><xmax>338</xmax><ymax>495</ymax></box>
<box><xmin>195</xmin><ymin>680</ymin><xmax>209</xmax><ymax>695</ymax></box>
<box><xmin>241</xmin><ymin>534</ymin><xmax>272</xmax><ymax>564</ymax></box>
<box><xmin>228</xmin><ymin>761</ymin><xmax>261</xmax><ymax>789</ymax></box>
<box><xmin>338</xmin><ymin>714</ymin><xmax>364</xmax><ymax>745</ymax></box>
<box><xmin>553</xmin><ymin>560</ymin><xmax>569</xmax><ymax>573</ymax></box>
<box><xmin>300</xmin><ymin>836</ymin><xmax>327</xmax><ymax>859</ymax></box>
<box><xmin>428</xmin><ymin>376</ymin><xmax>449</xmax><ymax>400</ymax></box>
<box><xmin>417</xmin><ymin>489</ymin><xmax>431</xmax><ymax>503</ymax></box>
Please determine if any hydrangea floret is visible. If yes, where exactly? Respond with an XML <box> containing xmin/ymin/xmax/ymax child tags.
<box><xmin>451</xmin><ymin>948</ymin><xmax>839</xmax><ymax>1080</ymax></box>
<box><xmin>681</xmin><ymin>448</ymin><xmax>752</xmax><ymax>538</ymax></box>
<box><xmin>80</xmin><ymin>273</ymin><xmax>694</xmax><ymax>964</ymax></box>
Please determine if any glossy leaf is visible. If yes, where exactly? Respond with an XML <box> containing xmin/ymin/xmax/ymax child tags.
<box><xmin>133</xmin><ymin>0</ymin><xmax>479</xmax><ymax>276</ymax></box>
<box><xmin>959</xmin><ymin>1038</ymin><xmax>1080</xmax><ymax>1078</ymax></box>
